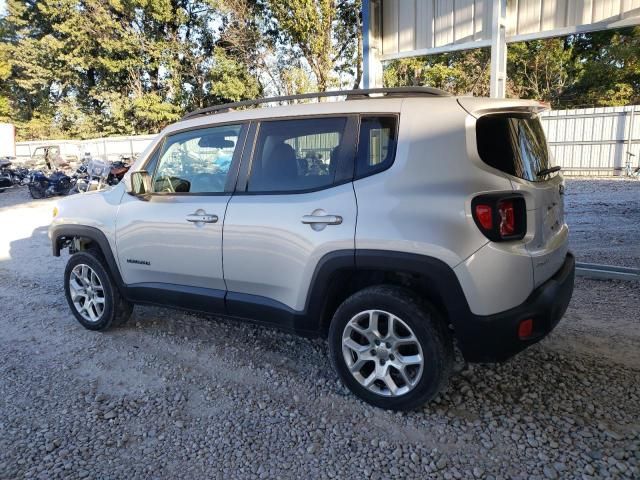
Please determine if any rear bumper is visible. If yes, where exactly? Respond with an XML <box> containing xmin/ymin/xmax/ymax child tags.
<box><xmin>456</xmin><ymin>252</ymin><xmax>575</xmax><ymax>363</ymax></box>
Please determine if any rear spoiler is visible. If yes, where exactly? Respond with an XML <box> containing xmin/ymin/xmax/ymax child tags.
<box><xmin>457</xmin><ymin>97</ymin><xmax>550</xmax><ymax>119</ymax></box>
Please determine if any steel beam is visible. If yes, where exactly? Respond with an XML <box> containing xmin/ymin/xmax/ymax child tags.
<box><xmin>490</xmin><ymin>0</ymin><xmax>507</xmax><ymax>98</ymax></box>
<box><xmin>576</xmin><ymin>263</ymin><xmax>640</xmax><ymax>282</ymax></box>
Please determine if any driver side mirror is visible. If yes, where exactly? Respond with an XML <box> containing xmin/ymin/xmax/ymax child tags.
<box><xmin>128</xmin><ymin>170</ymin><xmax>152</xmax><ymax>195</ymax></box>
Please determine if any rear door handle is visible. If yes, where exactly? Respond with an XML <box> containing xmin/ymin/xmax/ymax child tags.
<box><xmin>186</xmin><ymin>212</ymin><xmax>218</xmax><ymax>223</ymax></box>
<box><xmin>301</xmin><ymin>214</ymin><xmax>342</xmax><ymax>225</ymax></box>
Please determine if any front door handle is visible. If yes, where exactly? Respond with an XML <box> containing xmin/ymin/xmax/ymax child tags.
<box><xmin>186</xmin><ymin>211</ymin><xmax>218</xmax><ymax>224</ymax></box>
<box><xmin>301</xmin><ymin>214</ymin><xmax>343</xmax><ymax>225</ymax></box>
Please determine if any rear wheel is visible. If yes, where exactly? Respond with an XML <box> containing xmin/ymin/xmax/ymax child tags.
<box><xmin>328</xmin><ymin>285</ymin><xmax>453</xmax><ymax>411</ymax></box>
<box><xmin>64</xmin><ymin>251</ymin><xmax>133</xmax><ymax>330</ymax></box>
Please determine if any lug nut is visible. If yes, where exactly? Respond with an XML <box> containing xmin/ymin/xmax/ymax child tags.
<box><xmin>371</xmin><ymin>349</ymin><xmax>376</xmax><ymax>356</ymax></box>
<box><xmin>386</xmin><ymin>342</ymin><xmax>391</xmax><ymax>349</ymax></box>
<box><xmin>389</xmin><ymin>354</ymin><xmax>395</xmax><ymax>361</ymax></box>
<box><xmin>374</xmin><ymin>340</ymin><xmax>380</xmax><ymax>346</ymax></box>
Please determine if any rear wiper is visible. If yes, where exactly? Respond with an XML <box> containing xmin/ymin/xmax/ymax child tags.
<box><xmin>537</xmin><ymin>166</ymin><xmax>561</xmax><ymax>177</ymax></box>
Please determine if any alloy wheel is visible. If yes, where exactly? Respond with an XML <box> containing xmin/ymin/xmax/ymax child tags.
<box><xmin>68</xmin><ymin>264</ymin><xmax>105</xmax><ymax>323</ymax></box>
<box><xmin>341</xmin><ymin>310</ymin><xmax>424</xmax><ymax>397</ymax></box>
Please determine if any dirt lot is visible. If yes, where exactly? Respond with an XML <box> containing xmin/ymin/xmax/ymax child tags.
<box><xmin>0</xmin><ymin>179</ymin><xmax>638</xmax><ymax>479</ymax></box>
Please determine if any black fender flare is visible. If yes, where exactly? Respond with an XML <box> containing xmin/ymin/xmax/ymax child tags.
<box><xmin>301</xmin><ymin>249</ymin><xmax>472</xmax><ymax>335</ymax></box>
<box><xmin>354</xmin><ymin>250</ymin><xmax>473</xmax><ymax>330</ymax></box>
<box><xmin>50</xmin><ymin>225</ymin><xmax>126</xmax><ymax>291</ymax></box>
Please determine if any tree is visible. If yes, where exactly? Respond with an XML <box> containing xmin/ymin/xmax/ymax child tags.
<box><xmin>1</xmin><ymin>0</ymin><xmax>266</xmax><ymax>139</ymax></box>
<box><xmin>384</xmin><ymin>49</ymin><xmax>490</xmax><ymax>96</ymax></box>
<box><xmin>564</xmin><ymin>27</ymin><xmax>640</xmax><ymax>107</ymax></box>
<box><xmin>0</xmin><ymin>17</ymin><xmax>11</xmax><ymax>120</ymax></box>
<box><xmin>261</xmin><ymin>0</ymin><xmax>361</xmax><ymax>92</ymax></box>
<box><xmin>507</xmin><ymin>38</ymin><xmax>573</xmax><ymax>105</ymax></box>
<box><xmin>383</xmin><ymin>28</ymin><xmax>640</xmax><ymax>109</ymax></box>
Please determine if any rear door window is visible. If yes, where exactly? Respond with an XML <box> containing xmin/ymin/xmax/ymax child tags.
<box><xmin>247</xmin><ymin>117</ymin><xmax>352</xmax><ymax>193</ymax></box>
<box><xmin>476</xmin><ymin>114</ymin><xmax>553</xmax><ymax>182</ymax></box>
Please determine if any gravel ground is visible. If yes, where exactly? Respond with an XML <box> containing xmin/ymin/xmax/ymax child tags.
<box><xmin>0</xmin><ymin>179</ymin><xmax>638</xmax><ymax>480</ymax></box>
<box><xmin>564</xmin><ymin>178</ymin><xmax>640</xmax><ymax>268</ymax></box>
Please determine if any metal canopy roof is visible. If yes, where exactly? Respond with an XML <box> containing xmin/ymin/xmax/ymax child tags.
<box><xmin>377</xmin><ymin>0</ymin><xmax>640</xmax><ymax>59</ymax></box>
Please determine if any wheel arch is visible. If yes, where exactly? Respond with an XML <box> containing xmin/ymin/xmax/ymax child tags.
<box><xmin>51</xmin><ymin>225</ymin><xmax>125</xmax><ymax>292</ymax></box>
<box><xmin>307</xmin><ymin>250</ymin><xmax>473</xmax><ymax>337</ymax></box>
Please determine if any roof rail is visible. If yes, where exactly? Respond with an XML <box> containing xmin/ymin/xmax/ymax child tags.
<box><xmin>181</xmin><ymin>87</ymin><xmax>450</xmax><ymax>120</ymax></box>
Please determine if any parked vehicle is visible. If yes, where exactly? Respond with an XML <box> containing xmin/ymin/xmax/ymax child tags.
<box><xmin>72</xmin><ymin>157</ymin><xmax>111</xmax><ymax>194</ymax></box>
<box><xmin>71</xmin><ymin>155</ymin><xmax>131</xmax><ymax>194</ymax></box>
<box><xmin>108</xmin><ymin>157</ymin><xmax>131</xmax><ymax>185</ymax></box>
<box><xmin>49</xmin><ymin>88</ymin><xmax>575</xmax><ymax>410</ymax></box>
<box><xmin>28</xmin><ymin>169</ymin><xmax>75</xmax><ymax>199</ymax></box>
<box><xmin>0</xmin><ymin>157</ymin><xmax>14</xmax><ymax>192</ymax></box>
<box><xmin>0</xmin><ymin>157</ymin><xmax>31</xmax><ymax>191</ymax></box>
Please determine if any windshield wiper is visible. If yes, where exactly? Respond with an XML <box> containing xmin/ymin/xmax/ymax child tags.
<box><xmin>537</xmin><ymin>166</ymin><xmax>561</xmax><ymax>177</ymax></box>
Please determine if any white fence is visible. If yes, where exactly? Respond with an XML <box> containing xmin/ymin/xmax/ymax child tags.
<box><xmin>15</xmin><ymin>134</ymin><xmax>157</xmax><ymax>163</ymax></box>
<box><xmin>13</xmin><ymin>105</ymin><xmax>640</xmax><ymax>176</ymax></box>
<box><xmin>541</xmin><ymin>105</ymin><xmax>639</xmax><ymax>176</ymax></box>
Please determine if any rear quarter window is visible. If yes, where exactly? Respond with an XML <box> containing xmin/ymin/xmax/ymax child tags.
<box><xmin>476</xmin><ymin>114</ymin><xmax>553</xmax><ymax>182</ymax></box>
<box><xmin>355</xmin><ymin>116</ymin><xmax>398</xmax><ymax>179</ymax></box>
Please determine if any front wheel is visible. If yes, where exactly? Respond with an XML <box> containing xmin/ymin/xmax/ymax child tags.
<box><xmin>328</xmin><ymin>285</ymin><xmax>453</xmax><ymax>411</ymax></box>
<box><xmin>64</xmin><ymin>251</ymin><xmax>133</xmax><ymax>330</ymax></box>
<box><xmin>28</xmin><ymin>183</ymin><xmax>46</xmax><ymax>199</ymax></box>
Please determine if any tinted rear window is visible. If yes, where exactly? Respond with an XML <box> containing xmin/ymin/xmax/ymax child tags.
<box><xmin>476</xmin><ymin>114</ymin><xmax>552</xmax><ymax>182</ymax></box>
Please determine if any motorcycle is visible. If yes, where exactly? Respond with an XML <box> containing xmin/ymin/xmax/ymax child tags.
<box><xmin>72</xmin><ymin>155</ymin><xmax>131</xmax><ymax>194</ymax></box>
<box><xmin>108</xmin><ymin>157</ymin><xmax>131</xmax><ymax>185</ymax></box>
<box><xmin>0</xmin><ymin>158</ymin><xmax>13</xmax><ymax>192</ymax></box>
<box><xmin>72</xmin><ymin>157</ymin><xmax>110</xmax><ymax>193</ymax></box>
<box><xmin>0</xmin><ymin>157</ymin><xmax>31</xmax><ymax>192</ymax></box>
<box><xmin>28</xmin><ymin>169</ymin><xmax>75</xmax><ymax>199</ymax></box>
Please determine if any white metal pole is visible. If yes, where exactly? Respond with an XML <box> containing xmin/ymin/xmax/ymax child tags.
<box><xmin>490</xmin><ymin>0</ymin><xmax>507</xmax><ymax>98</ymax></box>
<box><xmin>363</xmin><ymin>0</ymin><xmax>383</xmax><ymax>88</ymax></box>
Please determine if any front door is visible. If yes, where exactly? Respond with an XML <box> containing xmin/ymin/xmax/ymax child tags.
<box><xmin>116</xmin><ymin>123</ymin><xmax>248</xmax><ymax>303</ymax></box>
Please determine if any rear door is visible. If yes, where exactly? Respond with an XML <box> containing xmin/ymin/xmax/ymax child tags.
<box><xmin>475</xmin><ymin>113</ymin><xmax>568</xmax><ymax>286</ymax></box>
<box><xmin>223</xmin><ymin>116</ymin><xmax>358</xmax><ymax>328</ymax></box>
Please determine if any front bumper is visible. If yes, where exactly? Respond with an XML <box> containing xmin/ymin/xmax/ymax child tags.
<box><xmin>456</xmin><ymin>252</ymin><xmax>575</xmax><ymax>363</ymax></box>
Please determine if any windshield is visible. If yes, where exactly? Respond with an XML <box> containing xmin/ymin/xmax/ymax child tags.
<box><xmin>476</xmin><ymin>114</ymin><xmax>554</xmax><ymax>182</ymax></box>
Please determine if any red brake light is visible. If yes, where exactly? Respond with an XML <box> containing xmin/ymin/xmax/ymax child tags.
<box><xmin>474</xmin><ymin>204</ymin><xmax>493</xmax><ymax>230</ymax></box>
<box><xmin>497</xmin><ymin>199</ymin><xmax>515</xmax><ymax>236</ymax></box>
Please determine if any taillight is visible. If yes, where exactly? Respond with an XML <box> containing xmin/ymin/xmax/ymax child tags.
<box><xmin>472</xmin><ymin>194</ymin><xmax>526</xmax><ymax>241</ymax></box>
<box><xmin>497</xmin><ymin>199</ymin><xmax>515</xmax><ymax>236</ymax></box>
<box><xmin>474</xmin><ymin>204</ymin><xmax>493</xmax><ymax>230</ymax></box>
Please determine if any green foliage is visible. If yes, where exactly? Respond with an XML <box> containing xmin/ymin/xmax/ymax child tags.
<box><xmin>384</xmin><ymin>28</ymin><xmax>640</xmax><ymax>109</ymax></box>
<box><xmin>565</xmin><ymin>27</ymin><xmax>640</xmax><ymax>106</ymax></box>
<box><xmin>507</xmin><ymin>38</ymin><xmax>572</xmax><ymax>102</ymax></box>
<box><xmin>1</xmin><ymin>0</ymin><xmax>361</xmax><ymax>140</ymax></box>
<box><xmin>208</xmin><ymin>48</ymin><xmax>261</xmax><ymax>102</ymax></box>
<box><xmin>384</xmin><ymin>50</ymin><xmax>490</xmax><ymax>96</ymax></box>
<box><xmin>260</xmin><ymin>0</ymin><xmax>361</xmax><ymax>91</ymax></box>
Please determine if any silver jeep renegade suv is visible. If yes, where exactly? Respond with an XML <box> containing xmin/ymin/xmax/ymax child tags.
<box><xmin>50</xmin><ymin>88</ymin><xmax>575</xmax><ymax>410</ymax></box>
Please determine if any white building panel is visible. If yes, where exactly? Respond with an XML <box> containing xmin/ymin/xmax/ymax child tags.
<box><xmin>377</xmin><ymin>0</ymin><xmax>640</xmax><ymax>59</ymax></box>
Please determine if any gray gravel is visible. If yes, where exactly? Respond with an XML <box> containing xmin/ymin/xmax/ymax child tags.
<box><xmin>564</xmin><ymin>178</ymin><xmax>640</xmax><ymax>268</ymax></box>
<box><xmin>0</xmin><ymin>180</ymin><xmax>638</xmax><ymax>479</ymax></box>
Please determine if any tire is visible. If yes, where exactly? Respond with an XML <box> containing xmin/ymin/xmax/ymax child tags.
<box><xmin>328</xmin><ymin>285</ymin><xmax>453</xmax><ymax>411</ymax></box>
<box><xmin>28</xmin><ymin>183</ymin><xmax>46</xmax><ymax>199</ymax></box>
<box><xmin>64</xmin><ymin>250</ymin><xmax>133</xmax><ymax>331</ymax></box>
